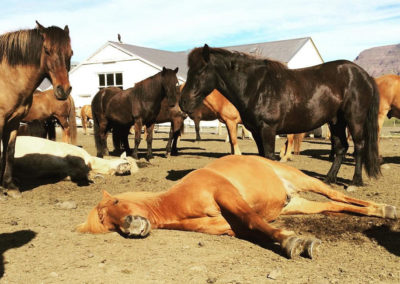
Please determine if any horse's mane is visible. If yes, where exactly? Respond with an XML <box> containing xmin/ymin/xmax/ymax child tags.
<box><xmin>0</xmin><ymin>26</ymin><xmax>69</xmax><ymax>67</ymax></box>
<box><xmin>76</xmin><ymin>207</ymin><xmax>108</xmax><ymax>234</ymax></box>
<box><xmin>188</xmin><ymin>46</ymin><xmax>288</xmax><ymax>74</ymax></box>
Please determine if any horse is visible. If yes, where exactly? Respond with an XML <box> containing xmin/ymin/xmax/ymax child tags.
<box><xmin>80</xmin><ymin>105</ymin><xmax>93</xmax><ymax>135</ymax></box>
<box><xmin>180</xmin><ymin>44</ymin><xmax>381</xmax><ymax>186</ymax></box>
<box><xmin>0</xmin><ymin>21</ymin><xmax>72</xmax><ymax>197</ymax></box>
<box><xmin>13</xmin><ymin>136</ymin><xmax>137</xmax><ymax>184</ymax></box>
<box><xmin>91</xmin><ymin>67</ymin><xmax>180</xmax><ymax>160</ymax></box>
<box><xmin>22</xmin><ymin>89</ymin><xmax>77</xmax><ymax>144</ymax></box>
<box><xmin>376</xmin><ymin>74</ymin><xmax>400</xmax><ymax>151</ymax></box>
<box><xmin>77</xmin><ymin>155</ymin><xmax>396</xmax><ymax>259</ymax></box>
<box><xmin>133</xmin><ymin>96</ymin><xmax>187</xmax><ymax>157</ymax></box>
<box><xmin>188</xmin><ymin>89</ymin><xmax>253</xmax><ymax>155</ymax></box>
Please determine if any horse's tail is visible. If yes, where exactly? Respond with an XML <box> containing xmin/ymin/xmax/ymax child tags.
<box><xmin>92</xmin><ymin>91</ymin><xmax>103</xmax><ymax>156</ymax></box>
<box><xmin>46</xmin><ymin>119</ymin><xmax>56</xmax><ymax>141</ymax></box>
<box><xmin>363</xmin><ymin>80</ymin><xmax>381</xmax><ymax>178</ymax></box>
<box><xmin>68</xmin><ymin>95</ymin><xmax>78</xmax><ymax>144</ymax></box>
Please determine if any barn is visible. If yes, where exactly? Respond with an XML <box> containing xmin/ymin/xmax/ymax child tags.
<box><xmin>39</xmin><ymin>37</ymin><xmax>324</xmax><ymax>128</ymax></box>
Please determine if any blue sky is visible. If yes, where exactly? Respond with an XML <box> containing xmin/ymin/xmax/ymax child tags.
<box><xmin>1</xmin><ymin>0</ymin><xmax>399</xmax><ymax>63</ymax></box>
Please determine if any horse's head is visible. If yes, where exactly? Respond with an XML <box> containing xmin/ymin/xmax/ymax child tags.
<box><xmin>180</xmin><ymin>44</ymin><xmax>218</xmax><ymax>114</ymax></box>
<box><xmin>161</xmin><ymin>67</ymin><xmax>180</xmax><ymax>108</ymax></box>
<box><xmin>93</xmin><ymin>190</ymin><xmax>152</xmax><ymax>237</ymax></box>
<box><xmin>36</xmin><ymin>21</ymin><xmax>72</xmax><ymax>100</ymax></box>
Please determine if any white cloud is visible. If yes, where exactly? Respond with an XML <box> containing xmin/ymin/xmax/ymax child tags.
<box><xmin>0</xmin><ymin>0</ymin><xmax>399</xmax><ymax>62</ymax></box>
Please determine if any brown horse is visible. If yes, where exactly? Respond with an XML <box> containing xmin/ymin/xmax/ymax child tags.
<box><xmin>189</xmin><ymin>89</ymin><xmax>251</xmax><ymax>155</ymax></box>
<box><xmin>92</xmin><ymin>67</ymin><xmax>180</xmax><ymax>160</ymax></box>
<box><xmin>376</xmin><ymin>74</ymin><xmax>400</xmax><ymax>147</ymax></box>
<box><xmin>80</xmin><ymin>105</ymin><xmax>93</xmax><ymax>135</ymax></box>
<box><xmin>77</xmin><ymin>155</ymin><xmax>396</xmax><ymax>259</ymax></box>
<box><xmin>0</xmin><ymin>21</ymin><xmax>72</xmax><ymax>197</ymax></box>
<box><xmin>22</xmin><ymin>89</ymin><xmax>77</xmax><ymax>144</ymax></box>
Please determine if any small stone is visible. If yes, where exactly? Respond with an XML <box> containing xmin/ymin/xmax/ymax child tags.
<box><xmin>267</xmin><ymin>268</ymin><xmax>282</xmax><ymax>280</ymax></box>
<box><xmin>10</xmin><ymin>220</ymin><xmax>18</xmax><ymax>226</ymax></box>
<box><xmin>56</xmin><ymin>201</ymin><xmax>77</xmax><ymax>209</ymax></box>
<box><xmin>198</xmin><ymin>241</ymin><xmax>205</xmax><ymax>247</ymax></box>
<box><xmin>381</xmin><ymin>164</ymin><xmax>390</xmax><ymax>170</ymax></box>
<box><xmin>207</xmin><ymin>277</ymin><xmax>217</xmax><ymax>283</ymax></box>
<box><xmin>346</xmin><ymin>186</ymin><xmax>358</xmax><ymax>192</ymax></box>
<box><xmin>88</xmin><ymin>253</ymin><xmax>94</xmax><ymax>258</ymax></box>
<box><xmin>98</xmin><ymin>263</ymin><xmax>106</xmax><ymax>268</ymax></box>
<box><xmin>50</xmin><ymin>272</ymin><xmax>58</xmax><ymax>278</ymax></box>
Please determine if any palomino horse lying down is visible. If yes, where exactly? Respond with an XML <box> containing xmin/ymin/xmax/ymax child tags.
<box><xmin>77</xmin><ymin>155</ymin><xmax>396</xmax><ymax>259</ymax></box>
<box><xmin>13</xmin><ymin>136</ymin><xmax>138</xmax><ymax>183</ymax></box>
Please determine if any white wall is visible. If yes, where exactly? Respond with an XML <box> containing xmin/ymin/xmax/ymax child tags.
<box><xmin>287</xmin><ymin>39</ymin><xmax>323</xmax><ymax>69</ymax></box>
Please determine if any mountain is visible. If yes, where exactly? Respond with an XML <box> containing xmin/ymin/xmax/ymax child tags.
<box><xmin>353</xmin><ymin>44</ymin><xmax>400</xmax><ymax>77</ymax></box>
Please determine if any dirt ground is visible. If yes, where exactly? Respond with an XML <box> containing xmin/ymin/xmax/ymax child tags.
<box><xmin>0</xmin><ymin>126</ymin><xmax>399</xmax><ymax>284</ymax></box>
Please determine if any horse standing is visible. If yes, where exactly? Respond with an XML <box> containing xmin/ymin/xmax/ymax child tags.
<box><xmin>80</xmin><ymin>105</ymin><xmax>93</xmax><ymax>135</ymax></box>
<box><xmin>180</xmin><ymin>45</ymin><xmax>380</xmax><ymax>186</ymax></box>
<box><xmin>22</xmin><ymin>89</ymin><xmax>77</xmax><ymax>144</ymax></box>
<box><xmin>0</xmin><ymin>21</ymin><xmax>72</xmax><ymax>197</ymax></box>
<box><xmin>78</xmin><ymin>155</ymin><xmax>396</xmax><ymax>259</ymax></box>
<box><xmin>91</xmin><ymin>67</ymin><xmax>180</xmax><ymax>160</ymax></box>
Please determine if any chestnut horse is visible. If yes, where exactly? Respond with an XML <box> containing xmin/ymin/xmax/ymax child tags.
<box><xmin>189</xmin><ymin>89</ymin><xmax>252</xmax><ymax>155</ymax></box>
<box><xmin>77</xmin><ymin>155</ymin><xmax>396</xmax><ymax>259</ymax></box>
<box><xmin>22</xmin><ymin>89</ymin><xmax>77</xmax><ymax>144</ymax></box>
<box><xmin>80</xmin><ymin>105</ymin><xmax>93</xmax><ymax>135</ymax></box>
<box><xmin>0</xmin><ymin>21</ymin><xmax>72</xmax><ymax>197</ymax></box>
<box><xmin>376</xmin><ymin>74</ymin><xmax>400</xmax><ymax>148</ymax></box>
<box><xmin>92</xmin><ymin>67</ymin><xmax>180</xmax><ymax>160</ymax></box>
<box><xmin>180</xmin><ymin>45</ymin><xmax>380</xmax><ymax>186</ymax></box>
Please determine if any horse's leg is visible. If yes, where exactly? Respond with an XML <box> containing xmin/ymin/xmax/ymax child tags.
<box><xmin>1</xmin><ymin>123</ymin><xmax>21</xmax><ymax>198</ymax></box>
<box><xmin>98</xmin><ymin>122</ymin><xmax>109</xmax><ymax>157</ymax></box>
<box><xmin>377</xmin><ymin>108</ymin><xmax>389</xmax><ymax>161</ymax></box>
<box><xmin>121</xmin><ymin>126</ymin><xmax>131</xmax><ymax>156</ymax></box>
<box><xmin>145</xmin><ymin>124</ymin><xmax>154</xmax><ymax>160</ymax></box>
<box><xmin>226</xmin><ymin>120</ymin><xmax>241</xmax><ymax>155</ymax></box>
<box><xmin>213</xmin><ymin>186</ymin><xmax>318</xmax><ymax>259</ymax></box>
<box><xmin>165</xmin><ymin>123</ymin><xmax>173</xmax><ymax>157</ymax></box>
<box><xmin>347</xmin><ymin>118</ymin><xmax>368</xmax><ymax>186</ymax></box>
<box><xmin>194</xmin><ymin>118</ymin><xmax>201</xmax><ymax>141</ymax></box>
<box><xmin>325</xmin><ymin>120</ymin><xmax>348</xmax><ymax>184</ymax></box>
<box><xmin>112</xmin><ymin>126</ymin><xmax>122</xmax><ymax>154</ymax></box>
<box><xmin>132</xmin><ymin>120</ymin><xmax>142</xmax><ymax>160</ymax></box>
<box><xmin>252</xmin><ymin>132</ymin><xmax>265</xmax><ymax>157</ymax></box>
<box><xmin>82</xmin><ymin>115</ymin><xmax>87</xmax><ymax>135</ymax></box>
<box><xmin>280</xmin><ymin>134</ymin><xmax>294</xmax><ymax>162</ymax></box>
<box><xmin>281</xmin><ymin>196</ymin><xmax>396</xmax><ymax>219</ymax></box>
<box><xmin>56</xmin><ymin>116</ymin><xmax>70</xmax><ymax>143</ymax></box>
<box><xmin>294</xmin><ymin>133</ymin><xmax>305</xmax><ymax>155</ymax></box>
<box><xmin>260</xmin><ymin>123</ymin><xmax>277</xmax><ymax>160</ymax></box>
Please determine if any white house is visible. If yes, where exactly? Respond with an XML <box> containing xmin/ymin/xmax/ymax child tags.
<box><xmin>38</xmin><ymin>37</ymin><xmax>323</xmax><ymax>128</ymax></box>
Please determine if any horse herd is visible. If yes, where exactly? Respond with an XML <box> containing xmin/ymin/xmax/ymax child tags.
<box><xmin>1</xmin><ymin>22</ymin><xmax>398</xmax><ymax>259</ymax></box>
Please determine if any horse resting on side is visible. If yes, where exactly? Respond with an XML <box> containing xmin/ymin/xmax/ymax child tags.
<box><xmin>77</xmin><ymin>155</ymin><xmax>396</xmax><ymax>259</ymax></box>
<box><xmin>12</xmin><ymin>136</ymin><xmax>138</xmax><ymax>187</ymax></box>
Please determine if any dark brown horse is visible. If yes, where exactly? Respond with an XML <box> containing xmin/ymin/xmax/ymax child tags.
<box><xmin>0</xmin><ymin>21</ymin><xmax>72</xmax><ymax>197</ymax></box>
<box><xmin>92</xmin><ymin>67</ymin><xmax>179</xmax><ymax>160</ymax></box>
<box><xmin>180</xmin><ymin>45</ymin><xmax>380</xmax><ymax>186</ymax></box>
<box><xmin>80</xmin><ymin>105</ymin><xmax>93</xmax><ymax>135</ymax></box>
<box><xmin>22</xmin><ymin>89</ymin><xmax>77</xmax><ymax>144</ymax></box>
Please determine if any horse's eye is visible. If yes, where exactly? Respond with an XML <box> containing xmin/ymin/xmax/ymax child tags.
<box><xmin>113</xmin><ymin>199</ymin><xmax>119</xmax><ymax>205</ymax></box>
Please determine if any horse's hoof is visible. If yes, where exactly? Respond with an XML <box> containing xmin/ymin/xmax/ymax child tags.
<box><xmin>121</xmin><ymin>215</ymin><xmax>151</xmax><ymax>237</ymax></box>
<box><xmin>384</xmin><ymin>205</ymin><xmax>397</xmax><ymax>219</ymax></box>
<box><xmin>304</xmin><ymin>238</ymin><xmax>321</xmax><ymax>259</ymax></box>
<box><xmin>7</xmin><ymin>189</ymin><xmax>22</xmax><ymax>199</ymax></box>
<box><xmin>283</xmin><ymin>236</ymin><xmax>304</xmax><ymax>259</ymax></box>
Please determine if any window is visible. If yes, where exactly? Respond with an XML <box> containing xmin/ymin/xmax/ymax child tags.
<box><xmin>98</xmin><ymin>72</ymin><xmax>123</xmax><ymax>89</ymax></box>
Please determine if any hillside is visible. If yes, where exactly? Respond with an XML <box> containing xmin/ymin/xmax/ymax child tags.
<box><xmin>354</xmin><ymin>43</ymin><xmax>400</xmax><ymax>77</ymax></box>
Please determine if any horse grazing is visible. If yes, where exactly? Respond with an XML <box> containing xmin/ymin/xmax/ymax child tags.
<box><xmin>180</xmin><ymin>44</ymin><xmax>381</xmax><ymax>186</ymax></box>
<box><xmin>77</xmin><ymin>155</ymin><xmax>396</xmax><ymax>259</ymax></box>
<box><xmin>376</xmin><ymin>74</ymin><xmax>400</xmax><ymax>147</ymax></box>
<box><xmin>80</xmin><ymin>105</ymin><xmax>93</xmax><ymax>135</ymax></box>
<box><xmin>91</xmin><ymin>67</ymin><xmax>180</xmax><ymax>160</ymax></box>
<box><xmin>22</xmin><ymin>90</ymin><xmax>77</xmax><ymax>144</ymax></box>
<box><xmin>188</xmin><ymin>89</ymin><xmax>252</xmax><ymax>155</ymax></box>
<box><xmin>0</xmin><ymin>21</ymin><xmax>72</xmax><ymax>197</ymax></box>
<box><xmin>14</xmin><ymin>136</ymin><xmax>137</xmax><ymax>184</ymax></box>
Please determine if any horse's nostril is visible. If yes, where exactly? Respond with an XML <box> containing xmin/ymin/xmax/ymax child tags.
<box><xmin>125</xmin><ymin>215</ymin><xmax>133</xmax><ymax>224</ymax></box>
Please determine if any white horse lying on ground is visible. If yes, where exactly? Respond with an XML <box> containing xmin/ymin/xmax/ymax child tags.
<box><xmin>13</xmin><ymin>136</ymin><xmax>138</xmax><ymax>182</ymax></box>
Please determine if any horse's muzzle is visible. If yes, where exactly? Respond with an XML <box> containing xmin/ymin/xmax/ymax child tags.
<box><xmin>121</xmin><ymin>215</ymin><xmax>151</xmax><ymax>238</ymax></box>
<box><xmin>55</xmin><ymin>85</ymin><xmax>72</xmax><ymax>100</ymax></box>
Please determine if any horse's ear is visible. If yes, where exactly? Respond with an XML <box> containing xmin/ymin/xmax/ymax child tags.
<box><xmin>202</xmin><ymin>44</ymin><xmax>210</xmax><ymax>63</ymax></box>
<box><xmin>36</xmin><ymin>21</ymin><xmax>45</xmax><ymax>33</ymax></box>
<box><xmin>120</xmin><ymin>152</ymin><xmax>127</xmax><ymax>159</ymax></box>
<box><xmin>102</xmin><ymin>190</ymin><xmax>112</xmax><ymax>200</ymax></box>
<box><xmin>174</xmin><ymin>67</ymin><xmax>179</xmax><ymax>74</ymax></box>
<box><xmin>64</xmin><ymin>25</ymin><xmax>69</xmax><ymax>35</ymax></box>
<box><xmin>162</xmin><ymin>67</ymin><xmax>167</xmax><ymax>75</ymax></box>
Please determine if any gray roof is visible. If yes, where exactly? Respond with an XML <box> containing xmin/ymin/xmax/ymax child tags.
<box><xmin>110</xmin><ymin>37</ymin><xmax>312</xmax><ymax>80</ymax></box>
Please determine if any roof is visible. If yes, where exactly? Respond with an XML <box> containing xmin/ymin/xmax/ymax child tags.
<box><xmin>110</xmin><ymin>37</ymin><xmax>312</xmax><ymax>80</ymax></box>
